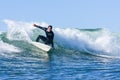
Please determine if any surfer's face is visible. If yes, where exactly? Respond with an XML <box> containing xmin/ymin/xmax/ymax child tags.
<box><xmin>47</xmin><ymin>27</ymin><xmax>52</xmax><ymax>32</ymax></box>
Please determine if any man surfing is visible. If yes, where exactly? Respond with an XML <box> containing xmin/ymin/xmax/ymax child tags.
<box><xmin>33</xmin><ymin>24</ymin><xmax>54</xmax><ymax>48</ymax></box>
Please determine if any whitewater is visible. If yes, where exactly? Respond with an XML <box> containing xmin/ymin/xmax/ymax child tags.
<box><xmin>0</xmin><ymin>20</ymin><xmax>120</xmax><ymax>80</ymax></box>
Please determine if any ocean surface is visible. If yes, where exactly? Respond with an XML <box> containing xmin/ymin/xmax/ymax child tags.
<box><xmin>0</xmin><ymin>20</ymin><xmax>120</xmax><ymax>80</ymax></box>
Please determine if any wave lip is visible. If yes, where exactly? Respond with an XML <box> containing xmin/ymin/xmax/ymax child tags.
<box><xmin>0</xmin><ymin>40</ymin><xmax>21</xmax><ymax>53</ymax></box>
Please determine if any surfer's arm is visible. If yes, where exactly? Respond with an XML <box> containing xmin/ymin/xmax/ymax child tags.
<box><xmin>33</xmin><ymin>24</ymin><xmax>47</xmax><ymax>31</ymax></box>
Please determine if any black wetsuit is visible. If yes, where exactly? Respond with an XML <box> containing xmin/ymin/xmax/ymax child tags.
<box><xmin>35</xmin><ymin>25</ymin><xmax>54</xmax><ymax>47</ymax></box>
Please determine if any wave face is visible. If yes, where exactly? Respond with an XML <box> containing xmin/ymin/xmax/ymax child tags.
<box><xmin>1</xmin><ymin>19</ymin><xmax>120</xmax><ymax>58</ymax></box>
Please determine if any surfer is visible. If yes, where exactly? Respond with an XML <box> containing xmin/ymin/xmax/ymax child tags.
<box><xmin>33</xmin><ymin>24</ymin><xmax>54</xmax><ymax>48</ymax></box>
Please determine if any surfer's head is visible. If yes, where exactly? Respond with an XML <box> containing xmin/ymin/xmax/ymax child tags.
<box><xmin>48</xmin><ymin>25</ymin><xmax>52</xmax><ymax>29</ymax></box>
<box><xmin>47</xmin><ymin>25</ymin><xmax>52</xmax><ymax>32</ymax></box>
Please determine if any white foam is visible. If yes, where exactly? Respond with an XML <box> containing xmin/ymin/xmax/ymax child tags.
<box><xmin>0</xmin><ymin>40</ymin><xmax>21</xmax><ymax>53</ymax></box>
<box><xmin>54</xmin><ymin>28</ymin><xmax>120</xmax><ymax>57</ymax></box>
<box><xmin>54</xmin><ymin>28</ymin><xmax>92</xmax><ymax>51</ymax></box>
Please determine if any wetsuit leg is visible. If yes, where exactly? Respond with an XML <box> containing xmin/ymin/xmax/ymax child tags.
<box><xmin>36</xmin><ymin>35</ymin><xmax>47</xmax><ymax>43</ymax></box>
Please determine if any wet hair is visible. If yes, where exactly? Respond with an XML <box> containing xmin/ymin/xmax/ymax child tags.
<box><xmin>48</xmin><ymin>25</ymin><xmax>52</xmax><ymax>29</ymax></box>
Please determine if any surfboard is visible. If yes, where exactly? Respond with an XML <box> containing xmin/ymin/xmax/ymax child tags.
<box><xmin>31</xmin><ymin>42</ymin><xmax>52</xmax><ymax>52</ymax></box>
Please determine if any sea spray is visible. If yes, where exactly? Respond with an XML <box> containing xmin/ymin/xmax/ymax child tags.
<box><xmin>4</xmin><ymin>19</ymin><xmax>50</xmax><ymax>42</ymax></box>
<box><xmin>4</xmin><ymin>20</ymin><xmax>33</xmax><ymax>42</ymax></box>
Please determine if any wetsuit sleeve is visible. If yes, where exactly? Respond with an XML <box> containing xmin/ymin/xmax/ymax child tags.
<box><xmin>34</xmin><ymin>25</ymin><xmax>47</xmax><ymax>31</ymax></box>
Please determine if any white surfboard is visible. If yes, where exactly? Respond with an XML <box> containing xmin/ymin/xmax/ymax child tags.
<box><xmin>31</xmin><ymin>42</ymin><xmax>52</xmax><ymax>52</ymax></box>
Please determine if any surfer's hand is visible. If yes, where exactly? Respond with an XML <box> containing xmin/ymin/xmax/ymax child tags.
<box><xmin>33</xmin><ymin>24</ymin><xmax>37</xmax><ymax>27</ymax></box>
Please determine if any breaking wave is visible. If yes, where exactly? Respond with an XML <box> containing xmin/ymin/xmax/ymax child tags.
<box><xmin>0</xmin><ymin>19</ymin><xmax>120</xmax><ymax>58</ymax></box>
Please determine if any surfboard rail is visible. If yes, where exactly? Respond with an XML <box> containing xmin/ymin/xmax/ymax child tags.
<box><xmin>31</xmin><ymin>42</ymin><xmax>52</xmax><ymax>52</ymax></box>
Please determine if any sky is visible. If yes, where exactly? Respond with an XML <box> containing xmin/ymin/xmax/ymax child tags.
<box><xmin>0</xmin><ymin>0</ymin><xmax>120</xmax><ymax>32</ymax></box>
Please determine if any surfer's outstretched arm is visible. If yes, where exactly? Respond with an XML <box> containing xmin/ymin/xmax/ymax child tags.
<box><xmin>33</xmin><ymin>24</ymin><xmax>47</xmax><ymax>31</ymax></box>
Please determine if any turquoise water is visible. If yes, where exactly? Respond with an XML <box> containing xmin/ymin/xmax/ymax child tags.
<box><xmin>0</xmin><ymin>20</ymin><xmax>120</xmax><ymax>80</ymax></box>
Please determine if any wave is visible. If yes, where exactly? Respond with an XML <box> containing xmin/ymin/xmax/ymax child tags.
<box><xmin>1</xmin><ymin>19</ymin><xmax>120</xmax><ymax>58</ymax></box>
<box><xmin>55</xmin><ymin>27</ymin><xmax>120</xmax><ymax>58</ymax></box>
